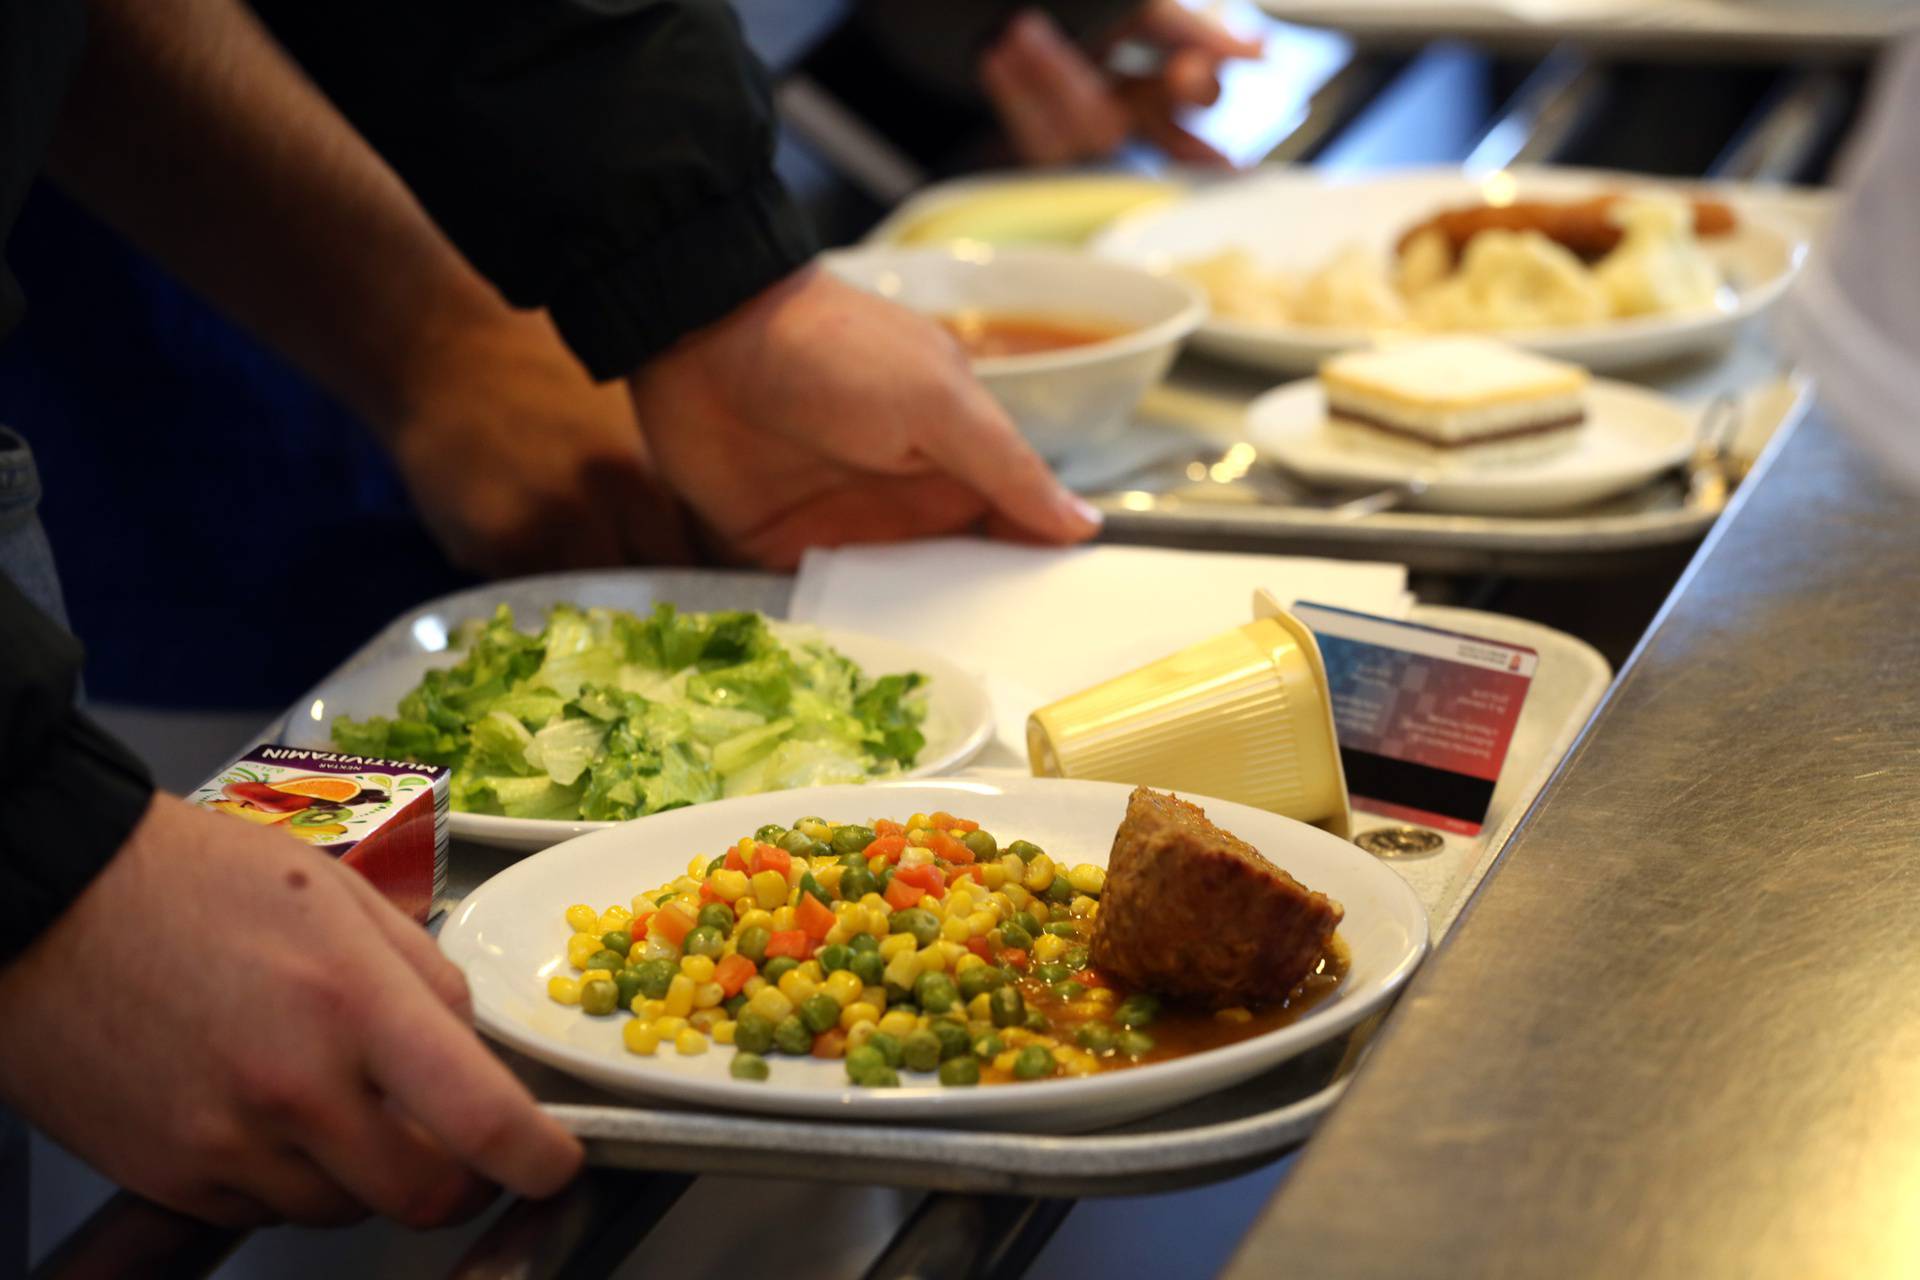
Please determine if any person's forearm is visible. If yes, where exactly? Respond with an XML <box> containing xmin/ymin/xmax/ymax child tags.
<box><xmin>45</xmin><ymin>0</ymin><xmax>519</xmax><ymax>433</ymax></box>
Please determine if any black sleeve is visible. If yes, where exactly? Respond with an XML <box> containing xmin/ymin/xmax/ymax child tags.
<box><xmin>251</xmin><ymin>0</ymin><xmax>818</xmax><ymax>380</ymax></box>
<box><xmin>0</xmin><ymin>573</ymin><xmax>154</xmax><ymax>963</ymax></box>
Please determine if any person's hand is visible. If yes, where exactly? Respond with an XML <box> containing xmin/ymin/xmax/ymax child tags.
<box><xmin>626</xmin><ymin>266</ymin><xmax>1101</xmax><ymax>569</ymax></box>
<box><xmin>383</xmin><ymin>308</ymin><xmax>692</xmax><ymax>576</ymax></box>
<box><xmin>979</xmin><ymin>2</ymin><xmax>1262</xmax><ymax>167</ymax></box>
<box><xmin>0</xmin><ymin>794</ymin><xmax>582</xmax><ymax>1227</ymax></box>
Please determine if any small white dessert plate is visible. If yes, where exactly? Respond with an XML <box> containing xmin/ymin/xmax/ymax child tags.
<box><xmin>1246</xmin><ymin>377</ymin><xmax>1696</xmax><ymax>515</ymax></box>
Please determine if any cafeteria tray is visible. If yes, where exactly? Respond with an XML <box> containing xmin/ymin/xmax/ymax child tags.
<box><xmin>302</xmin><ymin>577</ymin><xmax>1612</xmax><ymax>1196</ymax></box>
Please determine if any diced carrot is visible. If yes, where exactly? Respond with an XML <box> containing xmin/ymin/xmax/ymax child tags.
<box><xmin>964</xmin><ymin>936</ymin><xmax>994</xmax><ymax>961</ymax></box>
<box><xmin>927</xmin><ymin>832</ymin><xmax>972</xmax><ymax>865</ymax></box>
<box><xmin>952</xmin><ymin>818</ymin><xmax>980</xmax><ymax>833</ymax></box>
<box><xmin>723</xmin><ymin>847</ymin><xmax>748</xmax><ymax>872</ymax></box>
<box><xmin>866</xmin><ymin>833</ymin><xmax>907</xmax><ymax>864</ymax></box>
<box><xmin>750</xmin><ymin>843</ymin><xmax>792</xmax><ymax>878</ymax></box>
<box><xmin>764</xmin><ymin>929</ymin><xmax>812</xmax><ymax>960</ymax></box>
<box><xmin>651</xmin><ymin>905</ymin><xmax>694</xmax><ymax>946</ymax></box>
<box><xmin>896</xmin><ymin>863</ymin><xmax>946</xmax><ymax>898</ymax></box>
<box><xmin>1076</xmin><ymin>967</ymin><xmax>1113</xmax><ymax>989</ymax></box>
<box><xmin>873</xmin><ymin>819</ymin><xmax>906</xmax><ymax>839</ymax></box>
<box><xmin>810</xmin><ymin>1028</ymin><xmax>848</xmax><ymax>1059</ymax></box>
<box><xmin>884</xmin><ymin>878</ymin><xmax>926</xmax><ymax>910</ymax></box>
<box><xmin>795</xmin><ymin>892</ymin><xmax>836</xmax><ymax>940</ymax></box>
<box><xmin>714</xmin><ymin>952</ymin><xmax>757</xmax><ymax>997</ymax></box>
<box><xmin>698</xmin><ymin>880</ymin><xmax>723</xmax><ymax>904</ymax></box>
<box><xmin>1001</xmin><ymin>947</ymin><xmax>1030</xmax><ymax>970</ymax></box>
<box><xmin>929</xmin><ymin>811</ymin><xmax>958</xmax><ymax>829</ymax></box>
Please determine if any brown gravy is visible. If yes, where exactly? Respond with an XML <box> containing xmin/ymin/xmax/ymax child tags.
<box><xmin>937</xmin><ymin>310</ymin><xmax>1127</xmax><ymax>358</ymax></box>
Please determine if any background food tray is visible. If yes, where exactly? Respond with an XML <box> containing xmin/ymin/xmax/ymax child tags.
<box><xmin>282</xmin><ymin>576</ymin><xmax>1611</xmax><ymax>1196</ymax></box>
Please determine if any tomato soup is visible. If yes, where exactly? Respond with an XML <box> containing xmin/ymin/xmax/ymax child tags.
<box><xmin>937</xmin><ymin>311</ymin><xmax>1128</xmax><ymax>358</ymax></box>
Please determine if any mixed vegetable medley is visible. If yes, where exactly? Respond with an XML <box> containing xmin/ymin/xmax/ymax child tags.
<box><xmin>331</xmin><ymin>603</ymin><xmax>927</xmax><ymax>822</ymax></box>
<box><xmin>545</xmin><ymin>812</ymin><xmax>1197</xmax><ymax>1088</ymax></box>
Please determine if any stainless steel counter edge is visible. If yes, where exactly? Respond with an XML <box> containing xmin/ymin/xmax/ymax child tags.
<box><xmin>1223</xmin><ymin>405</ymin><xmax>1920</xmax><ymax>1278</ymax></box>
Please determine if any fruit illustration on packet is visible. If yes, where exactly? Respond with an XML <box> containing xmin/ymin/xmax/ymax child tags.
<box><xmin>208</xmin><ymin>771</ymin><xmax>388</xmax><ymax>844</ymax></box>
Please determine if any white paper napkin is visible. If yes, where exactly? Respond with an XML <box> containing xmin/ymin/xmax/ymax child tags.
<box><xmin>791</xmin><ymin>539</ymin><xmax>1411</xmax><ymax>767</ymax></box>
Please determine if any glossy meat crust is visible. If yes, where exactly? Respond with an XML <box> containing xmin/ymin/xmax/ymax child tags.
<box><xmin>1089</xmin><ymin>788</ymin><xmax>1344</xmax><ymax>1009</ymax></box>
<box><xmin>1396</xmin><ymin>194</ymin><xmax>1738</xmax><ymax>263</ymax></box>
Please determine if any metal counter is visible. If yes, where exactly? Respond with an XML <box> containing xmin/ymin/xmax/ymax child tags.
<box><xmin>1223</xmin><ymin>407</ymin><xmax>1920</xmax><ymax>1277</ymax></box>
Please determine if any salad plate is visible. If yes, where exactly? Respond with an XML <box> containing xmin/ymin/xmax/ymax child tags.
<box><xmin>281</xmin><ymin>598</ymin><xmax>993</xmax><ymax>854</ymax></box>
<box><xmin>439</xmin><ymin>778</ymin><xmax>1428</xmax><ymax>1130</ymax></box>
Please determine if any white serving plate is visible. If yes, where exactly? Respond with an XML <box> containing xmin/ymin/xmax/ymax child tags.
<box><xmin>439</xmin><ymin>778</ymin><xmax>1429</xmax><ymax>1131</ymax></box>
<box><xmin>1247</xmin><ymin>376</ymin><xmax>1696</xmax><ymax>515</ymax></box>
<box><xmin>1091</xmin><ymin>166</ymin><xmax>1807</xmax><ymax>375</ymax></box>
<box><xmin>282</xmin><ymin>623</ymin><xmax>994</xmax><ymax>854</ymax></box>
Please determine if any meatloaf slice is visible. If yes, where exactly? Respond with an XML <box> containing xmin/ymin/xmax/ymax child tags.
<box><xmin>1089</xmin><ymin>787</ymin><xmax>1344</xmax><ymax>1009</ymax></box>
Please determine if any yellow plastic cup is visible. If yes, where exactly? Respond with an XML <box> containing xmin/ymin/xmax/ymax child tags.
<box><xmin>1026</xmin><ymin>591</ymin><xmax>1351</xmax><ymax>838</ymax></box>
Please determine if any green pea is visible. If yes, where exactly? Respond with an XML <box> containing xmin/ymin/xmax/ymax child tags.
<box><xmin>613</xmin><ymin>969</ymin><xmax>647</xmax><ymax>1011</ymax></box>
<box><xmin>1013</xmin><ymin>911</ymin><xmax>1042</xmax><ymax>938</ymax></box>
<box><xmin>845</xmin><ymin>1045</ymin><xmax>885</xmax><ymax>1081</ymax></box>
<box><xmin>736</xmin><ymin>925</ymin><xmax>771</xmax><ymax>964</ymax></box>
<box><xmin>634</xmin><ymin>958</ymin><xmax>676</xmax><ymax>999</ymax></box>
<box><xmin>884</xmin><ymin>982</ymin><xmax>914</xmax><ymax>1006</ymax></box>
<box><xmin>772</xmin><ymin>1015</ymin><xmax>813</xmax><ymax>1056</ymax></box>
<box><xmin>1116</xmin><ymin>994</ymin><xmax>1161</xmax><ymax>1029</ymax></box>
<box><xmin>706</xmin><ymin>854</ymin><xmax>729</xmax><ymax>875</ymax></box>
<box><xmin>957</xmin><ymin>966</ymin><xmax>1005</xmax><ymax>1001</ymax></box>
<box><xmin>1007</xmin><ymin>840</ymin><xmax>1045</xmax><ymax>863</ymax></box>
<box><xmin>730</xmin><ymin>1052</ymin><xmax>770</xmax><ymax>1081</ymax></box>
<box><xmin>779</xmin><ymin>829</ymin><xmax>816</xmax><ymax>855</ymax></box>
<box><xmin>1012</xmin><ymin>1045</ymin><xmax>1054</xmax><ymax>1079</ymax></box>
<box><xmin>849</xmin><ymin>932</ymin><xmax>881</xmax><ymax>954</ymax></box>
<box><xmin>585</xmin><ymin>949</ymin><xmax>626</xmax><ymax>973</ymax></box>
<box><xmin>1041</xmin><ymin>921</ymin><xmax>1079</xmax><ymax>939</ymax></box>
<box><xmin>902</xmin><ymin>1030</ymin><xmax>942</xmax><ymax>1073</ymax></box>
<box><xmin>889</xmin><ymin>908</ymin><xmax>941</xmax><ymax>948</ymax></box>
<box><xmin>762</xmin><ymin>956</ymin><xmax>799</xmax><ymax>984</ymax></box>
<box><xmin>600</xmin><ymin>930</ymin><xmax>634</xmax><ymax>956</ymax></box>
<box><xmin>1062</xmin><ymin>945</ymin><xmax>1090</xmax><ymax>971</ymax></box>
<box><xmin>850</xmin><ymin>951</ymin><xmax>885</xmax><ymax>986</ymax></box>
<box><xmin>1052</xmin><ymin>981</ymin><xmax>1087</xmax><ymax>1002</ymax></box>
<box><xmin>1048</xmin><ymin>903</ymin><xmax>1074</xmax><ymax>923</ymax></box>
<box><xmin>697</xmin><ymin>903</ymin><xmax>735</xmax><ymax>933</ymax></box>
<box><xmin>1047</xmin><ymin>878</ymin><xmax>1076</xmax><ymax>905</ymax></box>
<box><xmin>723</xmin><ymin>993</ymin><xmax>748</xmax><ymax>1018</ymax></box>
<box><xmin>930</xmin><ymin>1020</ymin><xmax>972</xmax><ymax>1062</ymax></box>
<box><xmin>856</xmin><ymin>1065</ymin><xmax>900</xmax><ymax>1088</ymax></box>
<box><xmin>831</xmin><ymin>825</ymin><xmax>876</xmax><ymax>855</ymax></box>
<box><xmin>734</xmin><ymin>1010</ymin><xmax>775</xmax><ymax>1055</ymax></box>
<box><xmin>682</xmin><ymin>926</ymin><xmax>725</xmax><ymax>959</ymax></box>
<box><xmin>791</xmin><ymin>815</ymin><xmax>828</xmax><ymax>832</ymax></box>
<box><xmin>579</xmin><ymin>979</ymin><xmax>619</xmax><ymax>1017</ymax></box>
<box><xmin>962</xmin><ymin>829</ymin><xmax>998</xmax><ymax>860</ymax></box>
<box><xmin>989</xmin><ymin>985</ymin><xmax>1025</xmax><ymax>1029</ymax></box>
<box><xmin>839</xmin><ymin>866</ymin><xmax>877</xmax><ymax>901</ymax></box>
<box><xmin>973</xmin><ymin>1032</ymin><xmax>1004</xmax><ymax>1060</ymax></box>
<box><xmin>914</xmin><ymin>972</ymin><xmax>959</xmax><ymax>1015</ymax></box>
<box><xmin>798</xmin><ymin>872</ymin><xmax>831</xmax><ymax>906</ymax></box>
<box><xmin>1117</xmin><ymin>1029</ymin><xmax>1156</xmax><ymax>1057</ymax></box>
<box><xmin>800</xmin><ymin>994</ymin><xmax>840</xmax><ymax>1034</ymax></box>
<box><xmin>819</xmin><ymin>943</ymin><xmax>853</xmax><ymax>973</ymax></box>
<box><xmin>1075</xmin><ymin>1023</ymin><xmax>1117</xmax><ymax>1054</ymax></box>
<box><xmin>754</xmin><ymin>824</ymin><xmax>789</xmax><ymax>844</ymax></box>
<box><xmin>1023</xmin><ymin>1008</ymin><xmax>1050</xmax><ymax>1033</ymax></box>
<box><xmin>866</xmin><ymin>1031</ymin><xmax>905</xmax><ymax>1068</ymax></box>
<box><xmin>1032</xmin><ymin>962</ymin><xmax>1071</xmax><ymax>984</ymax></box>
<box><xmin>998</xmin><ymin>923</ymin><xmax>1034</xmax><ymax>951</ymax></box>
<box><xmin>939</xmin><ymin>1056</ymin><xmax>981</xmax><ymax>1086</ymax></box>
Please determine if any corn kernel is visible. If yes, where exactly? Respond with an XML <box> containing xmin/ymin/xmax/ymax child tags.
<box><xmin>1003</xmin><ymin>1027</ymin><xmax>1032</xmax><ymax>1046</ymax></box>
<box><xmin>1215</xmin><ymin>1007</ymin><xmax>1253</xmax><ymax>1024</ymax></box>
<box><xmin>799</xmin><ymin>819</ymin><xmax>832</xmax><ymax>840</ymax></box>
<box><xmin>865</xmin><ymin>905</ymin><xmax>891</xmax><ymax>936</ymax></box>
<box><xmin>845</xmin><ymin>1019</ymin><xmax>878</xmax><ymax>1052</ymax></box>
<box><xmin>693</xmin><ymin>981</ymin><xmax>725</xmax><ymax>1009</ymax></box>
<box><xmin>1088</xmin><ymin>988</ymin><xmax>1117</xmax><ymax>1006</ymax></box>
<box><xmin>785</xmin><ymin>863</ymin><xmax>806</xmax><ymax>888</ymax></box>
<box><xmin>799</xmin><ymin>960</ymin><xmax>824</xmax><ymax>982</ymax></box>
<box><xmin>935</xmin><ymin>940</ymin><xmax>966</xmax><ymax>965</ymax></box>
<box><xmin>686</xmin><ymin>854</ymin><xmax>708</xmax><ymax>878</ymax></box>
<box><xmin>824</xmin><ymin>971</ymin><xmax>864</xmax><ymax>1006</ymax></box>
<box><xmin>861</xmin><ymin>984</ymin><xmax>887</xmax><ymax>1009</ymax></box>
<box><xmin>817</xmin><ymin>865</ymin><xmax>845</xmax><ymax>894</ymax></box>
<box><xmin>712</xmin><ymin>1019</ymin><xmax>737</xmax><ymax>1045</ymax></box>
<box><xmin>680</xmin><ymin>954</ymin><xmax>716</xmax><ymax>983</ymax></box>
<box><xmin>1068</xmin><ymin>864</ymin><xmax>1106</xmax><ymax>895</ymax></box>
<box><xmin>1070</xmin><ymin>895</ymin><xmax>1099</xmax><ymax>919</ymax></box>
<box><xmin>878</xmin><ymin>933</ymin><xmax>916</xmax><ymax>960</ymax></box>
<box><xmin>777</xmin><ymin>970</ymin><xmax>817</xmax><ymax>1003</ymax></box>
<box><xmin>877</xmin><ymin>1010</ymin><xmax>917</xmax><ymax>1038</ymax></box>
<box><xmin>1032</xmin><ymin>933</ymin><xmax>1068</xmax><ymax>963</ymax></box>
<box><xmin>901</xmin><ymin>840</ymin><xmax>934</xmax><ymax>862</ymax></box>
<box><xmin>993</xmin><ymin>1049</ymin><xmax>1020</xmax><ymax>1072</ymax></box>
<box><xmin>954</xmin><ymin>953</ymin><xmax>986</xmax><ymax>974</ymax></box>
<box><xmin>627</xmin><ymin>942</ymin><xmax>648</xmax><ymax>964</ymax></box>
<box><xmin>907</xmin><ymin>812</ymin><xmax>932</xmax><ymax>831</ymax></box>
<box><xmin>640</xmin><ymin>936</ymin><xmax>678</xmax><ymax>962</ymax></box>
<box><xmin>840</xmin><ymin>1000</ymin><xmax>881</xmax><ymax>1031</ymax></box>
<box><xmin>639</xmin><ymin>998</ymin><xmax>667</xmax><ymax>1019</ymax></box>
<box><xmin>736</xmin><ymin>836</ymin><xmax>755</xmax><ymax>853</ymax></box>
<box><xmin>564</xmin><ymin>903</ymin><xmax>599</xmax><ymax>932</ymax></box>
<box><xmin>566</xmin><ymin>933</ymin><xmax>602</xmax><ymax>969</ymax></box>
<box><xmin>939</xmin><ymin>916</ymin><xmax>970</xmax><ymax>943</ymax></box>
<box><xmin>652</xmin><ymin>1015</ymin><xmax>689</xmax><ymax>1037</ymax></box>
<box><xmin>965</xmin><ymin>910</ymin><xmax>996</xmax><ymax>938</ymax></box>
<box><xmin>979</xmin><ymin>863</ymin><xmax>1008</xmax><ymax>890</ymax></box>
<box><xmin>1061</xmin><ymin>1052</ymin><xmax>1099</xmax><ymax>1077</ymax></box>
<box><xmin>860</xmin><ymin>892</ymin><xmax>888</xmax><ymax>914</ymax></box>
<box><xmin>742</xmin><ymin>976</ymin><xmax>768</xmax><ymax>998</ymax></box>
<box><xmin>547</xmin><ymin>975</ymin><xmax>582</xmax><ymax>1005</ymax></box>
<box><xmin>748</xmin><ymin>987</ymin><xmax>794</xmax><ymax>1023</ymax></box>
<box><xmin>771</xmin><ymin>905</ymin><xmax>797</xmax><ymax>932</ymax></box>
<box><xmin>1067</xmin><ymin>1000</ymin><xmax>1106</xmax><ymax>1018</ymax></box>
<box><xmin>631</xmin><ymin>893</ymin><xmax>656</xmax><ymax>916</ymax></box>
<box><xmin>601</xmin><ymin>903</ymin><xmax>633</xmax><ymax>925</ymax></box>
<box><xmin>750</xmin><ymin>870</ymin><xmax>788</xmax><ymax>910</ymax></box>
<box><xmin>867</xmin><ymin>853</ymin><xmax>888</xmax><ymax>874</ymax></box>
<box><xmin>968</xmin><ymin>993</ymin><xmax>994</xmax><ymax>1020</ymax></box>
<box><xmin>622</xmin><ymin>1021</ymin><xmax>661</xmax><ymax>1055</ymax></box>
<box><xmin>736</xmin><ymin>908</ymin><xmax>775</xmax><ymax>933</ymax></box>
<box><xmin>664</xmin><ymin>974</ymin><xmax>694</xmax><ymax>1018</ymax></box>
<box><xmin>675</xmin><ymin>1029</ymin><xmax>709</xmax><ymax>1056</ymax></box>
<box><xmin>883</xmin><ymin>952</ymin><xmax>920</xmax><ymax>990</ymax></box>
<box><xmin>690</xmin><ymin>1008</ymin><xmax>724</xmax><ymax>1032</ymax></box>
<box><xmin>823</xmin><ymin>923</ymin><xmax>852</xmax><ymax>947</ymax></box>
<box><xmin>579</xmin><ymin>967</ymin><xmax>613</xmax><ymax>986</ymax></box>
<box><xmin>1003</xmin><ymin>883</ymin><xmax>1032</xmax><ymax>910</ymax></box>
<box><xmin>707</xmin><ymin>869</ymin><xmax>750</xmax><ymax>903</ymax></box>
<box><xmin>1022</xmin><ymin>854</ymin><xmax>1056</xmax><ymax>894</ymax></box>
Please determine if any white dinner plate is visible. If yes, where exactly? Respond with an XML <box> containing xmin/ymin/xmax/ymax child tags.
<box><xmin>1247</xmin><ymin>376</ymin><xmax>1696</xmax><ymax>515</ymax></box>
<box><xmin>438</xmin><ymin>778</ymin><xmax>1428</xmax><ymax>1130</ymax></box>
<box><xmin>282</xmin><ymin>623</ymin><xmax>994</xmax><ymax>854</ymax></box>
<box><xmin>1090</xmin><ymin>166</ymin><xmax>1807</xmax><ymax>375</ymax></box>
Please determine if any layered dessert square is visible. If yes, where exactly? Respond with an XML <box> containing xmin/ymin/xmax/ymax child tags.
<box><xmin>1320</xmin><ymin>337</ymin><xmax>1588</xmax><ymax>464</ymax></box>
